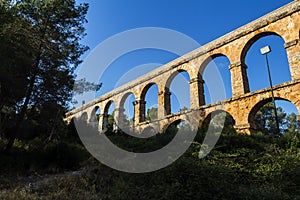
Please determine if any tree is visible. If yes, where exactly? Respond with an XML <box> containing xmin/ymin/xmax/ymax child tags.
<box><xmin>0</xmin><ymin>1</ymin><xmax>32</xmax><ymax>111</ymax></box>
<box><xmin>206</xmin><ymin>112</ymin><xmax>236</xmax><ymax>134</ymax></box>
<box><xmin>180</xmin><ymin>106</ymin><xmax>189</xmax><ymax>112</ymax></box>
<box><xmin>0</xmin><ymin>1</ymin><xmax>34</xmax><ymax>142</ymax></box>
<box><xmin>146</xmin><ymin>107</ymin><xmax>158</xmax><ymax>121</ymax></box>
<box><xmin>285</xmin><ymin>113</ymin><xmax>299</xmax><ymax>134</ymax></box>
<box><xmin>254</xmin><ymin>102</ymin><xmax>298</xmax><ymax>136</ymax></box>
<box><xmin>73</xmin><ymin>78</ymin><xmax>102</xmax><ymax>95</ymax></box>
<box><xmin>2</xmin><ymin>0</ymin><xmax>89</xmax><ymax>152</ymax></box>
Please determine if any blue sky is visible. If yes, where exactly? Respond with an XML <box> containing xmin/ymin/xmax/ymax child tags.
<box><xmin>74</xmin><ymin>0</ymin><xmax>297</xmax><ymax>118</ymax></box>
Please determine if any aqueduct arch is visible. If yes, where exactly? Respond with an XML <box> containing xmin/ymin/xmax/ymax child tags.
<box><xmin>242</xmin><ymin>32</ymin><xmax>291</xmax><ymax>92</ymax></box>
<box><xmin>248</xmin><ymin>97</ymin><xmax>300</xmax><ymax>130</ymax></box>
<box><xmin>166</xmin><ymin>70</ymin><xmax>191</xmax><ymax>113</ymax></box>
<box><xmin>248</xmin><ymin>97</ymin><xmax>289</xmax><ymax>130</ymax></box>
<box><xmin>89</xmin><ymin>106</ymin><xmax>101</xmax><ymax>126</ymax></box>
<box><xmin>66</xmin><ymin>1</ymin><xmax>300</xmax><ymax>135</ymax></box>
<box><xmin>201</xmin><ymin>110</ymin><xmax>236</xmax><ymax>127</ymax></box>
<box><xmin>79</xmin><ymin>112</ymin><xmax>88</xmax><ymax>123</ymax></box>
<box><xmin>200</xmin><ymin>54</ymin><xmax>232</xmax><ymax>105</ymax></box>
<box><xmin>240</xmin><ymin>32</ymin><xmax>286</xmax><ymax>64</ymax></box>
<box><xmin>199</xmin><ymin>53</ymin><xmax>232</xmax><ymax>76</ymax></box>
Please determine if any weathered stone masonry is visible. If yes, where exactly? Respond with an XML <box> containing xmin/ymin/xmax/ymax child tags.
<box><xmin>66</xmin><ymin>1</ymin><xmax>300</xmax><ymax>135</ymax></box>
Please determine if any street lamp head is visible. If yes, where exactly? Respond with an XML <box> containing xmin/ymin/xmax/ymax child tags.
<box><xmin>260</xmin><ymin>45</ymin><xmax>271</xmax><ymax>55</ymax></box>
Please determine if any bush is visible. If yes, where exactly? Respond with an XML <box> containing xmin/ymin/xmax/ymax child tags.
<box><xmin>1</xmin><ymin>128</ymin><xmax>300</xmax><ymax>199</ymax></box>
<box><xmin>39</xmin><ymin>141</ymin><xmax>90</xmax><ymax>172</ymax></box>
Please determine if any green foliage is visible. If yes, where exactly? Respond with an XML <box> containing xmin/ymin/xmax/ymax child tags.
<box><xmin>79</xmin><ymin>134</ymin><xmax>300</xmax><ymax>200</ymax></box>
<box><xmin>41</xmin><ymin>141</ymin><xmax>89</xmax><ymax>172</ymax></box>
<box><xmin>0</xmin><ymin>0</ymin><xmax>90</xmax><ymax>151</ymax></box>
<box><xmin>254</xmin><ymin>102</ymin><xmax>299</xmax><ymax>136</ymax></box>
<box><xmin>0</xmin><ymin>137</ymin><xmax>90</xmax><ymax>174</ymax></box>
<box><xmin>0</xmin><ymin>2</ymin><xmax>32</xmax><ymax>109</ymax></box>
<box><xmin>1</xmin><ymin>125</ymin><xmax>300</xmax><ymax>199</ymax></box>
<box><xmin>73</xmin><ymin>78</ymin><xmax>102</xmax><ymax>95</ymax></box>
<box><xmin>105</xmin><ymin>130</ymin><xmax>174</xmax><ymax>153</ymax></box>
<box><xmin>64</xmin><ymin>121</ymin><xmax>299</xmax><ymax>199</ymax></box>
<box><xmin>0</xmin><ymin>0</ymin><xmax>89</xmax><ymax>108</ymax></box>
<box><xmin>146</xmin><ymin>107</ymin><xmax>158</xmax><ymax>121</ymax></box>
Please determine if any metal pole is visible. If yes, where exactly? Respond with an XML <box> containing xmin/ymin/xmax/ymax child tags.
<box><xmin>265</xmin><ymin>54</ymin><xmax>280</xmax><ymax>135</ymax></box>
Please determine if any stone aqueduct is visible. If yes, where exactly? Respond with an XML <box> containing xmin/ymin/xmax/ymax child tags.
<box><xmin>66</xmin><ymin>1</ymin><xmax>300</xmax><ymax>135</ymax></box>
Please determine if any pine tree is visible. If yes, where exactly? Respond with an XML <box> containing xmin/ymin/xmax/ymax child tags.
<box><xmin>2</xmin><ymin>0</ymin><xmax>89</xmax><ymax>152</ymax></box>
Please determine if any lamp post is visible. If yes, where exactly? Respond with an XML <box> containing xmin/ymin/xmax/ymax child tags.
<box><xmin>260</xmin><ymin>45</ymin><xmax>280</xmax><ymax>136</ymax></box>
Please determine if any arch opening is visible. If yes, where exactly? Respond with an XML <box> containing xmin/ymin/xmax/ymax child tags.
<box><xmin>201</xmin><ymin>55</ymin><xmax>231</xmax><ymax>105</ymax></box>
<box><xmin>103</xmin><ymin>100</ymin><xmax>116</xmax><ymax>132</ymax></box>
<box><xmin>90</xmin><ymin>106</ymin><xmax>100</xmax><ymax>124</ymax></box>
<box><xmin>164</xmin><ymin>119</ymin><xmax>187</xmax><ymax>131</ymax></box>
<box><xmin>159</xmin><ymin>119</ymin><xmax>189</xmax><ymax>146</ymax></box>
<box><xmin>141</xmin><ymin>126</ymin><xmax>157</xmax><ymax>136</ymax></box>
<box><xmin>79</xmin><ymin>112</ymin><xmax>88</xmax><ymax>123</ymax></box>
<box><xmin>243</xmin><ymin>34</ymin><xmax>291</xmax><ymax>92</ymax></box>
<box><xmin>141</xmin><ymin>83</ymin><xmax>159</xmax><ymax>122</ymax></box>
<box><xmin>200</xmin><ymin>110</ymin><xmax>236</xmax><ymax>135</ymax></box>
<box><xmin>119</xmin><ymin>92</ymin><xmax>136</xmax><ymax>129</ymax></box>
<box><xmin>249</xmin><ymin>98</ymin><xmax>299</xmax><ymax>136</ymax></box>
<box><xmin>167</xmin><ymin>70</ymin><xmax>191</xmax><ymax>114</ymax></box>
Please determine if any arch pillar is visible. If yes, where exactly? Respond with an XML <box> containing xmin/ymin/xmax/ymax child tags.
<box><xmin>158</xmin><ymin>89</ymin><xmax>171</xmax><ymax>119</ymax></box>
<box><xmin>97</xmin><ymin>114</ymin><xmax>103</xmax><ymax>132</ymax></box>
<box><xmin>133</xmin><ymin>99</ymin><xmax>146</xmax><ymax>125</ymax></box>
<box><xmin>234</xmin><ymin>123</ymin><xmax>256</xmax><ymax>135</ymax></box>
<box><xmin>89</xmin><ymin>114</ymin><xmax>98</xmax><ymax>128</ymax></box>
<box><xmin>284</xmin><ymin>39</ymin><xmax>300</xmax><ymax>80</ymax></box>
<box><xmin>89</xmin><ymin>108</ymin><xmax>100</xmax><ymax>128</ymax></box>
<box><xmin>79</xmin><ymin>112</ymin><xmax>88</xmax><ymax>123</ymax></box>
<box><xmin>229</xmin><ymin>62</ymin><xmax>250</xmax><ymax>97</ymax></box>
<box><xmin>295</xmin><ymin>102</ymin><xmax>300</xmax><ymax>124</ymax></box>
<box><xmin>188</xmin><ymin>77</ymin><xmax>205</xmax><ymax>109</ymax></box>
<box><xmin>99</xmin><ymin>113</ymin><xmax>108</xmax><ymax>132</ymax></box>
<box><xmin>113</xmin><ymin>108</ymin><xmax>125</xmax><ymax>132</ymax></box>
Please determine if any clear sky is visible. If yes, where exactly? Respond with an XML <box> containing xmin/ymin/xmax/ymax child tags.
<box><xmin>74</xmin><ymin>0</ymin><xmax>297</xmax><ymax>118</ymax></box>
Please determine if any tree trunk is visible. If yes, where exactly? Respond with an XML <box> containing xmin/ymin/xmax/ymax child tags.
<box><xmin>4</xmin><ymin>48</ymin><xmax>42</xmax><ymax>153</ymax></box>
<box><xmin>4</xmin><ymin>14</ymin><xmax>49</xmax><ymax>153</ymax></box>
<box><xmin>4</xmin><ymin>72</ymin><xmax>37</xmax><ymax>153</ymax></box>
<box><xmin>0</xmin><ymin>99</ymin><xmax>5</xmax><ymax>113</ymax></box>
